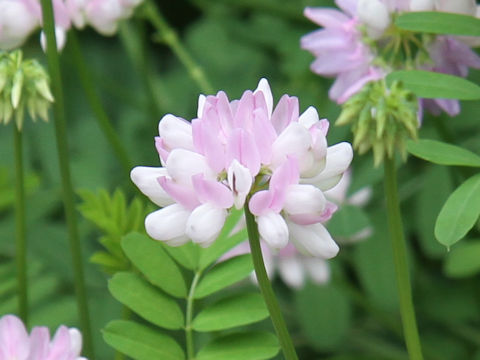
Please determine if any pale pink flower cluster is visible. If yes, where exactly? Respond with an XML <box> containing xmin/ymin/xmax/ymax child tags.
<box><xmin>0</xmin><ymin>314</ymin><xmax>86</xmax><ymax>360</ymax></box>
<box><xmin>301</xmin><ymin>0</ymin><xmax>480</xmax><ymax>116</ymax></box>
<box><xmin>0</xmin><ymin>0</ymin><xmax>142</xmax><ymax>51</ymax></box>
<box><xmin>131</xmin><ymin>79</ymin><xmax>353</xmax><ymax>258</ymax></box>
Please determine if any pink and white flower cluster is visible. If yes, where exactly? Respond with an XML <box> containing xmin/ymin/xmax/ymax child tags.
<box><xmin>301</xmin><ymin>0</ymin><xmax>480</xmax><ymax>116</ymax></box>
<box><xmin>0</xmin><ymin>314</ymin><xmax>86</xmax><ymax>360</ymax></box>
<box><xmin>0</xmin><ymin>0</ymin><xmax>142</xmax><ymax>51</ymax></box>
<box><xmin>131</xmin><ymin>79</ymin><xmax>353</xmax><ymax>258</ymax></box>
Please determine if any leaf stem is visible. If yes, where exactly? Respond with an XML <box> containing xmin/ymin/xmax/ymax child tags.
<box><xmin>384</xmin><ymin>157</ymin><xmax>424</xmax><ymax>360</ymax></box>
<box><xmin>186</xmin><ymin>271</ymin><xmax>201</xmax><ymax>359</ymax></box>
<box><xmin>67</xmin><ymin>30</ymin><xmax>133</xmax><ymax>176</ymax></box>
<box><xmin>13</xmin><ymin>125</ymin><xmax>28</xmax><ymax>325</ymax></box>
<box><xmin>142</xmin><ymin>1</ymin><xmax>214</xmax><ymax>94</ymax></box>
<box><xmin>243</xmin><ymin>204</ymin><xmax>299</xmax><ymax>360</ymax></box>
<box><xmin>39</xmin><ymin>1</ymin><xmax>94</xmax><ymax>358</ymax></box>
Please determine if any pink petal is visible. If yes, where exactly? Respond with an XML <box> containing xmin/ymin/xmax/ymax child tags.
<box><xmin>28</xmin><ymin>327</ymin><xmax>50</xmax><ymax>360</ymax></box>
<box><xmin>233</xmin><ymin>90</ymin><xmax>254</xmax><ymax>129</ymax></box>
<box><xmin>192</xmin><ymin>174</ymin><xmax>234</xmax><ymax>209</ymax></box>
<box><xmin>303</xmin><ymin>7</ymin><xmax>351</xmax><ymax>27</ymax></box>
<box><xmin>252</xmin><ymin>108</ymin><xmax>276</xmax><ymax>164</ymax></box>
<box><xmin>271</xmin><ymin>95</ymin><xmax>299</xmax><ymax>134</ymax></box>
<box><xmin>0</xmin><ymin>315</ymin><xmax>29</xmax><ymax>360</ymax></box>
<box><xmin>226</xmin><ymin>129</ymin><xmax>261</xmax><ymax>176</ymax></box>
<box><xmin>158</xmin><ymin>176</ymin><xmax>200</xmax><ymax>210</ymax></box>
<box><xmin>249</xmin><ymin>190</ymin><xmax>275</xmax><ymax>216</ymax></box>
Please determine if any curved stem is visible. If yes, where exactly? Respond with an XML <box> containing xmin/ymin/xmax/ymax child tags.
<box><xmin>13</xmin><ymin>125</ymin><xmax>28</xmax><ymax>325</ymax></box>
<box><xmin>243</xmin><ymin>204</ymin><xmax>298</xmax><ymax>360</ymax></box>
<box><xmin>67</xmin><ymin>30</ymin><xmax>133</xmax><ymax>176</ymax></box>
<box><xmin>384</xmin><ymin>158</ymin><xmax>423</xmax><ymax>360</ymax></box>
<box><xmin>39</xmin><ymin>1</ymin><xmax>94</xmax><ymax>358</ymax></box>
<box><xmin>186</xmin><ymin>271</ymin><xmax>201</xmax><ymax>359</ymax></box>
<box><xmin>142</xmin><ymin>1</ymin><xmax>214</xmax><ymax>94</ymax></box>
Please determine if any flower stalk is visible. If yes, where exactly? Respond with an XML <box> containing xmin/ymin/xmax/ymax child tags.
<box><xmin>384</xmin><ymin>157</ymin><xmax>424</xmax><ymax>360</ymax></box>
<box><xmin>244</xmin><ymin>203</ymin><xmax>299</xmax><ymax>360</ymax></box>
<box><xmin>39</xmin><ymin>0</ymin><xmax>94</xmax><ymax>358</ymax></box>
<box><xmin>13</xmin><ymin>124</ymin><xmax>28</xmax><ymax>325</ymax></box>
<box><xmin>186</xmin><ymin>271</ymin><xmax>202</xmax><ymax>359</ymax></box>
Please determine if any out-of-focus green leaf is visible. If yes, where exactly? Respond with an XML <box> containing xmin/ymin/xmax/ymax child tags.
<box><xmin>108</xmin><ymin>272</ymin><xmax>184</xmax><ymax>330</ymax></box>
<box><xmin>122</xmin><ymin>232</ymin><xmax>187</xmax><ymax>298</ymax></box>
<box><xmin>444</xmin><ymin>240</ymin><xmax>480</xmax><ymax>277</ymax></box>
<box><xmin>395</xmin><ymin>11</ymin><xmax>480</xmax><ymax>37</ymax></box>
<box><xmin>407</xmin><ymin>139</ymin><xmax>480</xmax><ymax>167</ymax></box>
<box><xmin>103</xmin><ymin>320</ymin><xmax>185</xmax><ymax>360</ymax></box>
<box><xmin>386</xmin><ymin>70</ymin><xmax>480</xmax><ymax>100</ymax></box>
<box><xmin>192</xmin><ymin>293</ymin><xmax>268</xmax><ymax>331</ymax></box>
<box><xmin>435</xmin><ymin>174</ymin><xmax>480</xmax><ymax>247</ymax></box>
<box><xmin>294</xmin><ymin>282</ymin><xmax>351</xmax><ymax>351</ymax></box>
<box><xmin>327</xmin><ymin>205</ymin><xmax>371</xmax><ymax>239</ymax></box>
<box><xmin>196</xmin><ymin>331</ymin><xmax>279</xmax><ymax>360</ymax></box>
<box><xmin>194</xmin><ymin>255</ymin><xmax>253</xmax><ymax>299</ymax></box>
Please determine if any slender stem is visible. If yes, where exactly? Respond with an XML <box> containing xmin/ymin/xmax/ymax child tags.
<box><xmin>39</xmin><ymin>1</ymin><xmax>94</xmax><ymax>358</ymax></box>
<box><xmin>243</xmin><ymin>204</ymin><xmax>298</xmax><ymax>360</ymax></box>
<box><xmin>67</xmin><ymin>30</ymin><xmax>133</xmax><ymax>176</ymax></box>
<box><xmin>384</xmin><ymin>158</ymin><xmax>423</xmax><ymax>360</ymax></box>
<box><xmin>13</xmin><ymin>125</ymin><xmax>28</xmax><ymax>325</ymax></box>
<box><xmin>142</xmin><ymin>1</ymin><xmax>214</xmax><ymax>94</ymax></box>
<box><xmin>185</xmin><ymin>271</ymin><xmax>201</xmax><ymax>359</ymax></box>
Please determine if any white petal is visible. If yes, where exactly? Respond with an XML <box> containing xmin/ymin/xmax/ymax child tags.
<box><xmin>409</xmin><ymin>0</ymin><xmax>435</xmax><ymax>11</ymax></box>
<box><xmin>302</xmin><ymin>142</ymin><xmax>353</xmax><ymax>191</ymax></box>
<box><xmin>68</xmin><ymin>328</ymin><xmax>83</xmax><ymax>355</ymax></box>
<box><xmin>254</xmin><ymin>78</ymin><xmax>273</xmax><ymax>118</ymax></box>
<box><xmin>357</xmin><ymin>0</ymin><xmax>391</xmax><ymax>38</ymax></box>
<box><xmin>284</xmin><ymin>184</ymin><xmax>326</xmax><ymax>215</ymax></box>
<box><xmin>435</xmin><ymin>0</ymin><xmax>476</xmax><ymax>15</ymax></box>
<box><xmin>158</xmin><ymin>114</ymin><xmax>194</xmax><ymax>151</ymax></box>
<box><xmin>197</xmin><ymin>94</ymin><xmax>206</xmax><ymax>118</ymax></box>
<box><xmin>186</xmin><ymin>203</ymin><xmax>227</xmax><ymax>247</ymax></box>
<box><xmin>145</xmin><ymin>204</ymin><xmax>190</xmax><ymax>246</ymax></box>
<box><xmin>130</xmin><ymin>166</ymin><xmax>174</xmax><ymax>207</ymax></box>
<box><xmin>227</xmin><ymin>160</ymin><xmax>253</xmax><ymax>209</ymax></box>
<box><xmin>40</xmin><ymin>26</ymin><xmax>67</xmax><ymax>52</ymax></box>
<box><xmin>348</xmin><ymin>187</ymin><xmax>372</xmax><ymax>207</ymax></box>
<box><xmin>298</xmin><ymin>106</ymin><xmax>319</xmax><ymax>129</ymax></box>
<box><xmin>278</xmin><ymin>257</ymin><xmax>305</xmax><ymax>289</ymax></box>
<box><xmin>323</xmin><ymin>169</ymin><xmax>351</xmax><ymax>204</ymax></box>
<box><xmin>166</xmin><ymin>149</ymin><xmax>215</xmax><ymax>186</ymax></box>
<box><xmin>304</xmin><ymin>257</ymin><xmax>330</xmax><ymax>284</ymax></box>
<box><xmin>287</xmin><ymin>221</ymin><xmax>339</xmax><ymax>258</ymax></box>
<box><xmin>257</xmin><ymin>212</ymin><xmax>289</xmax><ymax>249</ymax></box>
<box><xmin>271</xmin><ymin>122</ymin><xmax>311</xmax><ymax>168</ymax></box>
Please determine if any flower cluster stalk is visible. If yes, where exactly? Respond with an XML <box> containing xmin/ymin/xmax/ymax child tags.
<box><xmin>384</xmin><ymin>158</ymin><xmax>423</xmax><ymax>360</ymax></box>
<box><xmin>13</xmin><ymin>125</ymin><xmax>28</xmax><ymax>325</ymax></box>
<box><xmin>244</xmin><ymin>203</ymin><xmax>299</xmax><ymax>360</ymax></box>
<box><xmin>185</xmin><ymin>271</ymin><xmax>202</xmax><ymax>359</ymax></box>
<box><xmin>142</xmin><ymin>0</ymin><xmax>214</xmax><ymax>94</ymax></box>
<box><xmin>39</xmin><ymin>0</ymin><xmax>94</xmax><ymax>358</ymax></box>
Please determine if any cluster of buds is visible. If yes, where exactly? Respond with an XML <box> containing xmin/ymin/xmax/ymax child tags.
<box><xmin>337</xmin><ymin>79</ymin><xmax>418</xmax><ymax>165</ymax></box>
<box><xmin>0</xmin><ymin>50</ymin><xmax>53</xmax><ymax>130</ymax></box>
<box><xmin>0</xmin><ymin>314</ymin><xmax>87</xmax><ymax>360</ymax></box>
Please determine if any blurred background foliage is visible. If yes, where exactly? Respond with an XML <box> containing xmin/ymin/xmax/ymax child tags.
<box><xmin>1</xmin><ymin>0</ymin><xmax>480</xmax><ymax>359</ymax></box>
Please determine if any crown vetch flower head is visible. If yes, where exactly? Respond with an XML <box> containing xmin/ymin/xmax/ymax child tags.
<box><xmin>131</xmin><ymin>79</ymin><xmax>353</xmax><ymax>258</ymax></box>
<box><xmin>0</xmin><ymin>314</ymin><xmax>87</xmax><ymax>360</ymax></box>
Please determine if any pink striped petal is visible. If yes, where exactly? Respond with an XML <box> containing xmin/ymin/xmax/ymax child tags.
<box><xmin>192</xmin><ymin>174</ymin><xmax>234</xmax><ymax>209</ymax></box>
<box><xmin>158</xmin><ymin>176</ymin><xmax>200</xmax><ymax>210</ymax></box>
<box><xmin>226</xmin><ymin>129</ymin><xmax>261</xmax><ymax>176</ymax></box>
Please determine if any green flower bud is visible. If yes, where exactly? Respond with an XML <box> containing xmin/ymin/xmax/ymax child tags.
<box><xmin>0</xmin><ymin>50</ymin><xmax>53</xmax><ymax>130</ymax></box>
<box><xmin>336</xmin><ymin>79</ymin><xmax>418</xmax><ymax>166</ymax></box>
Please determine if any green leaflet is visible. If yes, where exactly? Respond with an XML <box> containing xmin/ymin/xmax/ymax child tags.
<box><xmin>194</xmin><ymin>254</ymin><xmax>253</xmax><ymax>299</ymax></box>
<box><xmin>196</xmin><ymin>331</ymin><xmax>279</xmax><ymax>360</ymax></box>
<box><xmin>386</xmin><ymin>71</ymin><xmax>480</xmax><ymax>100</ymax></box>
<box><xmin>108</xmin><ymin>272</ymin><xmax>184</xmax><ymax>330</ymax></box>
<box><xmin>192</xmin><ymin>293</ymin><xmax>268</xmax><ymax>331</ymax></box>
<box><xmin>122</xmin><ymin>232</ymin><xmax>187</xmax><ymax>298</ymax></box>
<box><xmin>435</xmin><ymin>174</ymin><xmax>480</xmax><ymax>247</ymax></box>
<box><xmin>407</xmin><ymin>139</ymin><xmax>480</xmax><ymax>167</ymax></box>
<box><xmin>444</xmin><ymin>240</ymin><xmax>480</xmax><ymax>278</ymax></box>
<box><xmin>395</xmin><ymin>11</ymin><xmax>480</xmax><ymax>37</ymax></box>
<box><xmin>103</xmin><ymin>320</ymin><xmax>185</xmax><ymax>360</ymax></box>
<box><xmin>327</xmin><ymin>204</ymin><xmax>371</xmax><ymax>239</ymax></box>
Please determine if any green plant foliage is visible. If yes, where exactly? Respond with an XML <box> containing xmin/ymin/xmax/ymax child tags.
<box><xmin>108</xmin><ymin>272</ymin><xmax>184</xmax><ymax>330</ymax></box>
<box><xmin>444</xmin><ymin>240</ymin><xmax>480</xmax><ymax>278</ymax></box>
<box><xmin>122</xmin><ymin>232</ymin><xmax>187</xmax><ymax>298</ymax></box>
<box><xmin>407</xmin><ymin>139</ymin><xmax>480</xmax><ymax>167</ymax></box>
<box><xmin>395</xmin><ymin>11</ymin><xmax>480</xmax><ymax>37</ymax></box>
<box><xmin>103</xmin><ymin>320</ymin><xmax>185</xmax><ymax>360</ymax></box>
<box><xmin>386</xmin><ymin>70</ymin><xmax>480</xmax><ymax>100</ymax></box>
<box><xmin>195</xmin><ymin>331</ymin><xmax>279</xmax><ymax>360</ymax></box>
<box><xmin>435</xmin><ymin>173</ymin><xmax>480</xmax><ymax>247</ymax></box>
<box><xmin>327</xmin><ymin>205</ymin><xmax>371</xmax><ymax>239</ymax></box>
<box><xmin>192</xmin><ymin>293</ymin><xmax>268</xmax><ymax>331</ymax></box>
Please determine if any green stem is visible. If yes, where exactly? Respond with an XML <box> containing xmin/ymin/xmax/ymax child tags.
<box><xmin>142</xmin><ymin>1</ymin><xmax>214</xmax><ymax>94</ymax></box>
<box><xmin>39</xmin><ymin>1</ymin><xmax>94</xmax><ymax>358</ymax></box>
<box><xmin>185</xmin><ymin>271</ymin><xmax>201</xmax><ymax>359</ymax></box>
<box><xmin>67</xmin><ymin>30</ymin><xmax>133</xmax><ymax>176</ymax></box>
<box><xmin>13</xmin><ymin>125</ymin><xmax>28</xmax><ymax>325</ymax></box>
<box><xmin>384</xmin><ymin>158</ymin><xmax>423</xmax><ymax>360</ymax></box>
<box><xmin>243</xmin><ymin>204</ymin><xmax>298</xmax><ymax>360</ymax></box>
